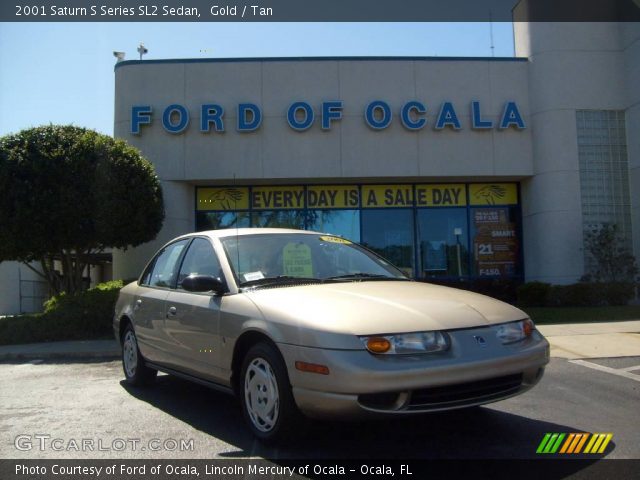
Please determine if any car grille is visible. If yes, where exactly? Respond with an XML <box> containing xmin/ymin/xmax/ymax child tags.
<box><xmin>358</xmin><ymin>373</ymin><xmax>524</xmax><ymax>412</ymax></box>
<box><xmin>406</xmin><ymin>373</ymin><xmax>523</xmax><ymax>410</ymax></box>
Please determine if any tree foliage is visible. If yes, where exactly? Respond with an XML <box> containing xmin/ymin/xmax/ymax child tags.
<box><xmin>0</xmin><ymin>125</ymin><xmax>164</xmax><ymax>295</ymax></box>
<box><xmin>583</xmin><ymin>223</ymin><xmax>638</xmax><ymax>283</ymax></box>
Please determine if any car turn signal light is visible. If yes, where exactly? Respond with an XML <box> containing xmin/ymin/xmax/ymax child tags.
<box><xmin>366</xmin><ymin>337</ymin><xmax>392</xmax><ymax>353</ymax></box>
<box><xmin>295</xmin><ymin>361</ymin><xmax>330</xmax><ymax>375</ymax></box>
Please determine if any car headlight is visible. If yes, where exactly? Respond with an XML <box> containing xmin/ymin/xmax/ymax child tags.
<box><xmin>360</xmin><ymin>331</ymin><xmax>450</xmax><ymax>355</ymax></box>
<box><xmin>496</xmin><ymin>318</ymin><xmax>535</xmax><ymax>344</ymax></box>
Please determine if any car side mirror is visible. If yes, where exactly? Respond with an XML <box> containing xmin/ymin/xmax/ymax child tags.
<box><xmin>182</xmin><ymin>274</ymin><xmax>226</xmax><ymax>295</ymax></box>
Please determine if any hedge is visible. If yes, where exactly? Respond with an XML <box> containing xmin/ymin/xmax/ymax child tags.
<box><xmin>0</xmin><ymin>280</ymin><xmax>124</xmax><ymax>346</ymax></box>
<box><xmin>517</xmin><ymin>281</ymin><xmax>634</xmax><ymax>307</ymax></box>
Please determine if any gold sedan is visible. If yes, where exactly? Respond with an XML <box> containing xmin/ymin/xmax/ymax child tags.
<box><xmin>114</xmin><ymin>229</ymin><xmax>549</xmax><ymax>442</ymax></box>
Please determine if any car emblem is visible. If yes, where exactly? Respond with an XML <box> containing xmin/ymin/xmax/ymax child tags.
<box><xmin>474</xmin><ymin>335</ymin><xmax>487</xmax><ymax>347</ymax></box>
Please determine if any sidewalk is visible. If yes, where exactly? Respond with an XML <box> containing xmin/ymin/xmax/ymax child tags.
<box><xmin>537</xmin><ymin>320</ymin><xmax>640</xmax><ymax>359</ymax></box>
<box><xmin>0</xmin><ymin>321</ymin><xmax>639</xmax><ymax>361</ymax></box>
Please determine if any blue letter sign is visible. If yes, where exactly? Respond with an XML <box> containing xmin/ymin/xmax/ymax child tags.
<box><xmin>237</xmin><ymin>103</ymin><xmax>262</xmax><ymax>132</ymax></box>
<box><xmin>365</xmin><ymin>101</ymin><xmax>392</xmax><ymax>130</ymax></box>
<box><xmin>322</xmin><ymin>101</ymin><xmax>343</xmax><ymax>130</ymax></box>
<box><xmin>471</xmin><ymin>101</ymin><xmax>493</xmax><ymax>129</ymax></box>
<box><xmin>162</xmin><ymin>104</ymin><xmax>189</xmax><ymax>134</ymax></box>
<box><xmin>131</xmin><ymin>105</ymin><xmax>152</xmax><ymax>135</ymax></box>
<box><xmin>287</xmin><ymin>102</ymin><xmax>314</xmax><ymax>131</ymax></box>
<box><xmin>401</xmin><ymin>101</ymin><xmax>427</xmax><ymax>130</ymax></box>
<box><xmin>201</xmin><ymin>104</ymin><xmax>225</xmax><ymax>132</ymax></box>
<box><xmin>435</xmin><ymin>102</ymin><xmax>461</xmax><ymax>130</ymax></box>
<box><xmin>500</xmin><ymin>102</ymin><xmax>526</xmax><ymax>129</ymax></box>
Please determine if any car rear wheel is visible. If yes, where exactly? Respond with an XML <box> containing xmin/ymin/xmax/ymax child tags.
<box><xmin>121</xmin><ymin>324</ymin><xmax>157</xmax><ymax>386</ymax></box>
<box><xmin>240</xmin><ymin>342</ymin><xmax>301</xmax><ymax>443</ymax></box>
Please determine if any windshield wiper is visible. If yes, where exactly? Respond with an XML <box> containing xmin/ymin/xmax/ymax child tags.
<box><xmin>325</xmin><ymin>273</ymin><xmax>409</xmax><ymax>281</ymax></box>
<box><xmin>240</xmin><ymin>276</ymin><xmax>330</xmax><ymax>288</ymax></box>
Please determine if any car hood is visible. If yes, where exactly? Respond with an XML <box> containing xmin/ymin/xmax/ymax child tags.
<box><xmin>243</xmin><ymin>281</ymin><xmax>528</xmax><ymax>335</ymax></box>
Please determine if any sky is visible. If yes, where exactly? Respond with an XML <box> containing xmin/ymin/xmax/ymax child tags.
<box><xmin>0</xmin><ymin>22</ymin><xmax>514</xmax><ymax>137</ymax></box>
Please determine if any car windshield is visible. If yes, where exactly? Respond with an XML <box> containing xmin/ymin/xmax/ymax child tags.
<box><xmin>220</xmin><ymin>233</ymin><xmax>408</xmax><ymax>287</ymax></box>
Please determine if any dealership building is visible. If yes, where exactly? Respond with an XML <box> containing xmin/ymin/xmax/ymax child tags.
<box><xmin>1</xmin><ymin>21</ymin><xmax>638</xmax><ymax>314</ymax></box>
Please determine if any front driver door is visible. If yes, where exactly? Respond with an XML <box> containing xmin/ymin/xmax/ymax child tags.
<box><xmin>163</xmin><ymin>237</ymin><xmax>225</xmax><ymax>382</ymax></box>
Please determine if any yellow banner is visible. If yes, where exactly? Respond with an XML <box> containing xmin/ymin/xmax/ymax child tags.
<box><xmin>252</xmin><ymin>186</ymin><xmax>305</xmax><ymax>210</ymax></box>
<box><xmin>197</xmin><ymin>187</ymin><xmax>249</xmax><ymax>211</ymax></box>
<box><xmin>307</xmin><ymin>185</ymin><xmax>359</xmax><ymax>209</ymax></box>
<box><xmin>469</xmin><ymin>183</ymin><xmax>518</xmax><ymax>206</ymax></box>
<box><xmin>362</xmin><ymin>185</ymin><xmax>414</xmax><ymax>208</ymax></box>
<box><xmin>415</xmin><ymin>184</ymin><xmax>467</xmax><ymax>207</ymax></box>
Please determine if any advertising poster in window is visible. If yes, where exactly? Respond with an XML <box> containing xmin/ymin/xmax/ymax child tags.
<box><xmin>473</xmin><ymin>208</ymin><xmax>518</xmax><ymax>277</ymax></box>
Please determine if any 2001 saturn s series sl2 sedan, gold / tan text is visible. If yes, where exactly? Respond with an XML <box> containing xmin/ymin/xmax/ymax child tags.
<box><xmin>114</xmin><ymin>228</ymin><xmax>549</xmax><ymax>442</ymax></box>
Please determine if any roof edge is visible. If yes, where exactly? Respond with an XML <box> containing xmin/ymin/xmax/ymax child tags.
<box><xmin>114</xmin><ymin>55</ymin><xmax>527</xmax><ymax>70</ymax></box>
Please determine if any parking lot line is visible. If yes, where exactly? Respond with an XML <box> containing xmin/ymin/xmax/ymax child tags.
<box><xmin>619</xmin><ymin>364</ymin><xmax>640</xmax><ymax>372</ymax></box>
<box><xmin>569</xmin><ymin>359</ymin><xmax>640</xmax><ymax>382</ymax></box>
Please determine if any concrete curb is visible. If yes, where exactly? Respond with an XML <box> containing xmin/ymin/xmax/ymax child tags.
<box><xmin>0</xmin><ymin>340</ymin><xmax>120</xmax><ymax>361</ymax></box>
<box><xmin>0</xmin><ymin>351</ymin><xmax>120</xmax><ymax>361</ymax></box>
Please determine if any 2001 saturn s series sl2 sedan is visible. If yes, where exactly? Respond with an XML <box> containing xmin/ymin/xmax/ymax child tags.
<box><xmin>114</xmin><ymin>228</ymin><xmax>549</xmax><ymax>442</ymax></box>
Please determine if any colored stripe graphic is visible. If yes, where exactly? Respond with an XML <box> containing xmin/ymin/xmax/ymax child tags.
<box><xmin>536</xmin><ymin>433</ymin><xmax>552</xmax><ymax>453</ymax></box>
<box><xmin>574</xmin><ymin>433</ymin><xmax>589</xmax><ymax>453</ymax></box>
<box><xmin>559</xmin><ymin>433</ymin><xmax>575</xmax><ymax>454</ymax></box>
<box><xmin>597</xmin><ymin>434</ymin><xmax>613</xmax><ymax>453</ymax></box>
<box><xmin>537</xmin><ymin>433</ymin><xmax>612</xmax><ymax>454</ymax></box>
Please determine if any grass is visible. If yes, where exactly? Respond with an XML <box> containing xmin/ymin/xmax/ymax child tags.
<box><xmin>522</xmin><ymin>305</ymin><xmax>640</xmax><ymax>324</ymax></box>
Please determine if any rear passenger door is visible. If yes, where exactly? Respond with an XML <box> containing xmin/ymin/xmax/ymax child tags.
<box><xmin>163</xmin><ymin>237</ymin><xmax>226</xmax><ymax>382</ymax></box>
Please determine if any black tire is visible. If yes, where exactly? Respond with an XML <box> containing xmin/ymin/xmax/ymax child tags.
<box><xmin>121</xmin><ymin>324</ymin><xmax>157</xmax><ymax>386</ymax></box>
<box><xmin>240</xmin><ymin>342</ymin><xmax>302</xmax><ymax>443</ymax></box>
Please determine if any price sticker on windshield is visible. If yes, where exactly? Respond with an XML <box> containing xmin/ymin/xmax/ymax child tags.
<box><xmin>319</xmin><ymin>235</ymin><xmax>352</xmax><ymax>244</ymax></box>
<box><xmin>282</xmin><ymin>243</ymin><xmax>314</xmax><ymax>277</ymax></box>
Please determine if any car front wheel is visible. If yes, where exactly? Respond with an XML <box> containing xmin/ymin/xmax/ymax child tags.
<box><xmin>240</xmin><ymin>342</ymin><xmax>301</xmax><ymax>443</ymax></box>
<box><xmin>121</xmin><ymin>324</ymin><xmax>157</xmax><ymax>386</ymax></box>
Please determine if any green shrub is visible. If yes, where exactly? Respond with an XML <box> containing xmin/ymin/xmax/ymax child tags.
<box><xmin>547</xmin><ymin>283</ymin><xmax>604</xmax><ymax>307</ymax></box>
<box><xmin>543</xmin><ymin>282</ymin><xmax>633</xmax><ymax>307</ymax></box>
<box><xmin>601</xmin><ymin>282</ymin><xmax>634</xmax><ymax>306</ymax></box>
<box><xmin>0</xmin><ymin>280</ymin><xmax>124</xmax><ymax>346</ymax></box>
<box><xmin>516</xmin><ymin>282</ymin><xmax>551</xmax><ymax>307</ymax></box>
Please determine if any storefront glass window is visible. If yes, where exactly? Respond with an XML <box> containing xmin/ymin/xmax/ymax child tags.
<box><xmin>196</xmin><ymin>211</ymin><xmax>250</xmax><ymax>231</ymax></box>
<box><xmin>361</xmin><ymin>209</ymin><xmax>414</xmax><ymax>277</ymax></box>
<box><xmin>306</xmin><ymin>210</ymin><xmax>360</xmax><ymax>242</ymax></box>
<box><xmin>195</xmin><ymin>183</ymin><xmax>523</xmax><ymax>284</ymax></box>
<box><xmin>417</xmin><ymin>209</ymin><xmax>469</xmax><ymax>278</ymax></box>
<box><xmin>251</xmin><ymin>210</ymin><xmax>306</xmax><ymax>229</ymax></box>
<box><xmin>470</xmin><ymin>206</ymin><xmax>521</xmax><ymax>277</ymax></box>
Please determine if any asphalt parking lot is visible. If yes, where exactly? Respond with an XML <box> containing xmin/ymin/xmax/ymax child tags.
<box><xmin>1</xmin><ymin>355</ymin><xmax>638</xmax><ymax>461</ymax></box>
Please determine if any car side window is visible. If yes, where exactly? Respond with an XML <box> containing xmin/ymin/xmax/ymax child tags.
<box><xmin>147</xmin><ymin>239</ymin><xmax>190</xmax><ymax>288</ymax></box>
<box><xmin>177</xmin><ymin>237</ymin><xmax>223</xmax><ymax>289</ymax></box>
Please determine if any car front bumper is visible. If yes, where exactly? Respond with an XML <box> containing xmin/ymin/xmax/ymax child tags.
<box><xmin>278</xmin><ymin>328</ymin><xmax>550</xmax><ymax>418</ymax></box>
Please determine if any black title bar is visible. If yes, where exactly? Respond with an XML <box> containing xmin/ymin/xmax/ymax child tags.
<box><xmin>2</xmin><ymin>0</ymin><xmax>640</xmax><ymax>22</ymax></box>
<box><xmin>2</xmin><ymin>459</ymin><xmax>640</xmax><ymax>480</ymax></box>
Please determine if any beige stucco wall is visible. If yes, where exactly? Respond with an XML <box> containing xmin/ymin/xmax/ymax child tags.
<box><xmin>113</xmin><ymin>57</ymin><xmax>533</xmax><ymax>280</ymax></box>
<box><xmin>515</xmin><ymin>22</ymin><xmax>637</xmax><ymax>284</ymax></box>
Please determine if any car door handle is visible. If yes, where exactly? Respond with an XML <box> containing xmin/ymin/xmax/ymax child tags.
<box><xmin>167</xmin><ymin>306</ymin><xmax>177</xmax><ymax>317</ymax></box>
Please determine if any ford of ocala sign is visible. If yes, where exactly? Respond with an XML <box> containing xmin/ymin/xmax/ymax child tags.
<box><xmin>130</xmin><ymin>100</ymin><xmax>525</xmax><ymax>135</ymax></box>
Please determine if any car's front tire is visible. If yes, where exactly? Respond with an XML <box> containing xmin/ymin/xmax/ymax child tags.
<box><xmin>121</xmin><ymin>324</ymin><xmax>157</xmax><ymax>386</ymax></box>
<box><xmin>240</xmin><ymin>342</ymin><xmax>301</xmax><ymax>443</ymax></box>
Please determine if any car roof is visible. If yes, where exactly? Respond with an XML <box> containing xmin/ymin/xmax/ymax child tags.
<box><xmin>182</xmin><ymin>228</ymin><xmax>323</xmax><ymax>240</ymax></box>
